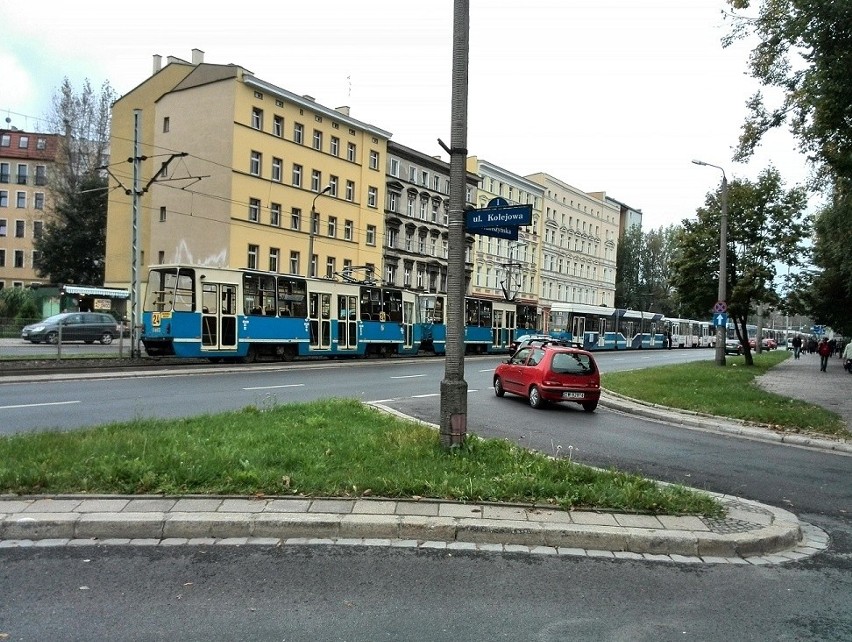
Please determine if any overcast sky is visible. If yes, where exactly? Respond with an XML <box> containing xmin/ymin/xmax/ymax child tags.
<box><xmin>1</xmin><ymin>0</ymin><xmax>816</xmax><ymax>229</ymax></box>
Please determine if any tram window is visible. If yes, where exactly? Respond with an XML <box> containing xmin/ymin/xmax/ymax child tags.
<box><xmin>465</xmin><ymin>299</ymin><xmax>479</xmax><ymax>326</ymax></box>
<box><xmin>384</xmin><ymin>290</ymin><xmax>403</xmax><ymax>322</ymax></box>
<box><xmin>258</xmin><ymin>275</ymin><xmax>276</xmax><ymax>315</ymax></box>
<box><xmin>278</xmin><ymin>277</ymin><xmax>307</xmax><ymax>318</ymax></box>
<box><xmin>479</xmin><ymin>302</ymin><xmax>493</xmax><ymax>327</ymax></box>
<box><xmin>432</xmin><ymin>297</ymin><xmax>444</xmax><ymax>323</ymax></box>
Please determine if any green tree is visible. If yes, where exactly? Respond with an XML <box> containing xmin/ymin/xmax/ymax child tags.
<box><xmin>34</xmin><ymin>175</ymin><xmax>108</xmax><ymax>285</ymax></box>
<box><xmin>724</xmin><ymin>0</ymin><xmax>852</xmax><ymax>332</ymax></box>
<box><xmin>34</xmin><ymin>78</ymin><xmax>114</xmax><ymax>285</ymax></box>
<box><xmin>615</xmin><ymin>224</ymin><xmax>680</xmax><ymax>315</ymax></box>
<box><xmin>671</xmin><ymin>167</ymin><xmax>809</xmax><ymax>364</ymax></box>
<box><xmin>0</xmin><ymin>287</ymin><xmax>38</xmax><ymax>321</ymax></box>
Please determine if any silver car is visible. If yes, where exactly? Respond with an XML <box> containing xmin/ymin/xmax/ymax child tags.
<box><xmin>21</xmin><ymin>312</ymin><xmax>118</xmax><ymax>345</ymax></box>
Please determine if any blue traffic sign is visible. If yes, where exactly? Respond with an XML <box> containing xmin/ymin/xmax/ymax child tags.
<box><xmin>488</xmin><ymin>197</ymin><xmax>510</xmax><ymax>208</ymax></box>
<box><xmin>477</xmin><ymin>225</ymin><xmax>519</xmax><ymax>240</ymax></box>
<box><xmin>466</xmin><ymin>204</ymin><xmax>533</xmax><ymax>230</ymax></box>
<box><xmin>713</xmin><ymin>312</ymin><xmax>728</xmax><ymax>327</ymax></box>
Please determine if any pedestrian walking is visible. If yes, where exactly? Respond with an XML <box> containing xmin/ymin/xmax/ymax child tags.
<box><xmin>817</xmin><ymin>337</ymin><xmax>831</xmax><ymax>372</ymax></box>
<box><xmin>792</xmin><ymin>335</ymin><xmax>802</xmax><ymax>359</ymax></box>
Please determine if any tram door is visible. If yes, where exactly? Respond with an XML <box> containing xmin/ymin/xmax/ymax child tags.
<box><xmin>337</xmin><ymin>294</ymin><xmax>358</xmax><ymax>350</ymax></box>
<box><xmin>403</xmin><ymin>299</ymin><xmax>414</xmax><ymax>348</ymax></box>
<box><xmin>505</xmin><ymin>309</ymin><xmax>516</xmax><ymax>345</ymax></box>
<box><xmin>597</xmin><ymin>318</ymin><xmax>608</xmax><ymax>347</ymax></box>
<box><xmin>572</xmin><ymin>316</ymin><xmax>585</xmax><ymax>345</ymax></box>
<box><xmin>492</xmin><ymin>309</ymin><xmax>504</xmax><ymax>349</ymax></box>
<box><xmin>200</xmin><ymin>282</ymin><xmax>237</xmax><ymax>350</ymax></box>
<box><xmin>309</xmin><ymin>291</ymin><xmax>332</xmax><ymax>350</ymax></box>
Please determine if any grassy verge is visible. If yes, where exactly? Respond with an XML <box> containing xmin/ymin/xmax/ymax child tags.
<box><xmin>0</xmin><ymin>398</ymin><xmax>720</xmax><ymax>516</ymax></box>
<box><xmin>602</xmin><ymin>350</ymin><xmax>848</xmax><ymax>437</ymax></box>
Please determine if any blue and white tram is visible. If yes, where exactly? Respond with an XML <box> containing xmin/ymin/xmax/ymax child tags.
<box><xmin>142</xmin><ymin>265</ymin><xmax>421</xmax><ymax>361</ymax></box>
<box><xmin>417</xmin><ymin>294</ymin><xmax>533</xmax><ymax>355</ymax></box>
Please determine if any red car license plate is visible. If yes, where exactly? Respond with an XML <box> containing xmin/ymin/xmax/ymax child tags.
<box><xmin>563</xmin><ymin>392</ymin><xmax>584</xmax><ymax>399</ymax></box>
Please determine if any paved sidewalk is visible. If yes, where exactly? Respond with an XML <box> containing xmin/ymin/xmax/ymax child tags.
<box><xmin>0</xmin><ymin>494</ymin><xmax>826</xmax><ymax>565</ymax></box>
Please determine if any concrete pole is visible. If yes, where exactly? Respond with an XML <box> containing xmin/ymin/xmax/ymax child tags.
<box><xmin>439</xmin><ymin>0</ymin><xmax>470</xmax><ymax>449</ymax></box>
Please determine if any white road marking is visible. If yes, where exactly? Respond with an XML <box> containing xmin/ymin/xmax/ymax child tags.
<box><xmin>243</xmin><ymin>384</ymin><xmax>305</xmax><ymax>390</ymax></box>
<box><xmin>390</xmin><ymin>374</ymin><xmax>426</xmax><ymax>379</ymax></box>
<box><xmin>0</xmin><ymin>400</ymin><xmax>81</xmax><ymax>410</ymax></box>
<box><xmin>411</xmin><ymin>393</ymin><xmax>440</xmax><ymax>398</ymax></box>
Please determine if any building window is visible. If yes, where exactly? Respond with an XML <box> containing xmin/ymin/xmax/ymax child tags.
<box><xmin>248</xmin><ymin>198</ymin><xmax>260</xmax><ymax>222</ymax></box>
<box><xmin>387</xmin><ymin>228</ymin><xmax>397</xmax><ymax>248</ymax></box>
<box><xmin>0</xmin><ymin>163</ymin><xmax>8</xmax><ymax>182</ymax></box>
<box><xmin>420</xmin><ymin>199</ymin><xmax>427</xmax><ymax>220</ymax></box>
<box><xmin>34</xmin><ymin>193</ymin><xmax>45</xmax><ymax>210</ymax></box>
<box><xmin>433</xmin><ymin>175</ymin><xmax>441</xmax><ymax>191</ymax></box>
<box><xmin>271</xmin><ymin>157</ymin><xmax>282</xmax><ymax>182</ymax></box>
<box><xmin>16</xmin><ymin>192</ymin><xmax>26</xmax><ymax>208</ymax></box>
<box><xmin>16</xmin><ymin>165</ymin><xmax>27</xmax><ymax>185</ymax></box>
<box><xmin>386</xmin><ymin>264</ymin><xmax>396</xmax><ymax>285</ymax></box>
<box><xmin>345</xmin><ymin>180</ymin><xmax>355</xmax><ymax>202</ymax></box>
<box><xmin>366</xmin><ymin>224</ymin><xmax>376</xmax><ymax>246</ymax></box>
<box><xmin>18</xmin><ymin>136</ymin><xmax>28</xmax><ymax>149</ymax></box>
<box><xmin>250</xmin><ymin>151</ymin><xmax>262</xmax><ymax>176</ymax></box>
<box><xmin>14</xmin><ymin>250</ymin><xmax>24</xmax><ymax>268</ymax></box>
<box><xmin>0</xmin><ymin>135</ymin><xmax>9</xmax><ymax>147</ymax></box>
<box><xmin>36</xmin><ymin>138</ymin><xmax>46</xmax><ymax>150</ymax></box>
<box><xmin>251</xmin><ymin>107</ymin><xmax>263</xmax><ymax>130</ymax></box>
<box><xmin>344</xmin><ymin>220</ymin><xmax>353</xmax><ymax>241</ymax></box>
<box><xmin>15</xmin><ymin>220</ymin><xmax>25</xmax><ymax>237</ymax></box>
<box><xmin>269</xmin><ymin>248</ymin><xmax>280</xmax><ymax>273</ymax></box>
<box><xmin>421</xmin><ymin>170</ymin><xmax>429</xmax><ymax>187</ymax></box>
<box><xmin>0</xmin><ymin>219</ymin><xmax>5</xmax><ymax>235</ymax></box>
<box><xmin>33</xmin><ymin>220</ymin><xmax>43</xmax><ymax>238</ymax></box>
<box><xmin>326</xmin><ymin>257</ymin><xmax>336</xmax><ymax>279</ymax></box>
<box><xmin>0</xmin><ymin>249</ymin><xmax>4</xmax><ymax>266</ymax></box>
<box><xmin>369</xmin><ymin>150</ymin><xmax>379</xmax><ymax>170</ymax></box>
<box><xmin>312</xmin><ymin>129</ymin><xmax>323</xmax><ymax>150</ymax></box>
<box><xmin>327</xmin><ymin>216</ymin><xmax>337</xmax><ymax>237</ymax></box>
<box><xmin>292</xmin><ymin>164</ymin><xmax>302</xmax><ymax>187</ymax></box>
<box><xmin>311</xmin><ymin>170</ymin><xmax>322</xmax><ymax>192</ymax></box>
<box><xmin>388</xmin><ymin>191</ymin><xmax>398</xmax><ymax>213</ymax></box>
<box><xmin>293</xmin><ymin>123</ymin><xmax>304</xmax><ymax>144</ymax></box>
<box><xmin>163</xmin><ymin>117</ymin><xmax>170</xmax><ymax>133</ymax></box>
<box><xmin>159</xmin><ymin>206</ymin><xmax>167</xmax><ymax>222</ymax></box>
<box><xmin>409</xmin><ymin>166</ymin><xmax>416</xmax><ymax>183</ymax></box>
<box><xmin>35</xmin><ymin>165</ymin><xmax>47</xmax><ymax>186</ymax></box>
<box><xmin>407</xmin><ymin>195</ymin><xmax>415</xmax><ymax>216</ymax></box>
<box><xmin>247</xmin><ymin>244</ymin><xmax>259</xmax><ymax>270</ymax></box>
<box><xmin>158</xmin><ymin>251</ymin><xmax>165</xmax><ymax>264</ymax></box>
<box><xmin>291</xmin><ymin>207</ymin><xmax>301</xmax><ymax>230</ymax></box>
<box><xmin>310</xmin><ymin>211</ymin><xmax>319</xmax><ymax>236</ymax></box>
<box><xmin>328</xmin><ymin>175</ymin><xmax>339</xmax><ymax>197</ymax></box>
<box><xmin>347</xmin><ymin>142</ymin><xmax>356</xmax><ymax>162</ymax></box>
<box><xmin>289</xmin><ymin>251</ymin><xmax>300</xmax><ymax>275</ymax></box>
<box><xmin>367</xmin><ymin>187</ymin><xmax>377</xmax><ymax>208</ymax></box>
<box><xmin>330</xmin><ymin>136</ymin><xmax>339</xmax><ymax>156</ymax></box>
<box><xmin>390</xmin><ymin>158</ymin><xmax>399</xmax><ymax>177</ymax></box>
<box><xmin>273</xmin><ymin>115</ymin><xmax>283</xmax><ymax>137</ymax></box>
<box><xmin>270</xmin><ymin>202</ymin><xmax>281</xmax><ymax>227</ymax></box>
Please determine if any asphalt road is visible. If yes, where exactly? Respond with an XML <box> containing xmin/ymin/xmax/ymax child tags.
<box><xmin>2</xmin><ymin>350</ymin><xmax>850</xmax><ymax>641</ymax></box>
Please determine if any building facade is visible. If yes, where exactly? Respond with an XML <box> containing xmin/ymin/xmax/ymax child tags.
<box><xmin>383</xmin><ymin>141</ymin><xmax>478</xmax><ymax>293</ymax></box>
<box><xmin>528</xmin><ymin>174</ymin><xmax>619</xmax><ymax>320</ymax></box>
<box><xmin>466</xmin><ymin>156</ymin><xmax>544</xmax><ymax>328</ymax></box>
<box><xmin>105</xmin><ymin>50</ymin><xmax>391</xmax><ymax>297</ymax></box>
<box><xmin>0</xmin><ymin>128</ymin><xmax>59</xmax><ymax>289</ymax></box>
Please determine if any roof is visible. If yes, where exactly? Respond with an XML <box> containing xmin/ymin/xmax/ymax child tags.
<box><xmin>62</xmin><ymin>285</ymin><xmax>129</xmax><ymax>299</ymax></box>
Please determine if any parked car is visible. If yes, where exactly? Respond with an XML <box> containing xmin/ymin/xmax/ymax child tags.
<box><xmin>725</xmin><ymin>338</ymin><xmax>744</xmax><ymax>355</ymax></box>
<box><xmin>507</xmin><ymin>333</ymin><xmax>552</xmax><ymax>354</ymax></box>
<box><xmin>509</xmin><ymin>334</ymin><xmax>570</xmax><ymax>354</ymax></box>
<box><xmin>21</xmin><ymin>312</ymin><xmax>118</xmax><ymax>345</ymax></box>
<box><xmin>493</xmin><ymin>343</ymin><xmax>601</xmax><ymax>411</ymax></box>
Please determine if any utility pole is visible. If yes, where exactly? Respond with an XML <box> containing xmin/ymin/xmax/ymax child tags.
<box><xmin>439</xmin><ymin>0</ymin><xmax>470</xmax><ymax>449</ymax></box>
<box><xmin>130</xmin><ymin>110</ymin><xmax>142</xmax><ymax>358</ymax></box>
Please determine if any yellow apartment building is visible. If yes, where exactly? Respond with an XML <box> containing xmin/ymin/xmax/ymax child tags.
<box><xmin>105</xmin><ymin>50</ymin><xmax>390</xmax><ymax>296</ymax></box>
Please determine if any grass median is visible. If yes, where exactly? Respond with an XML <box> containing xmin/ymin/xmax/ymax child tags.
<box><xmin>602</xmin><ymin>349</ymin><xmax>848</xmax><ymax>438</ymax></box>
<box><xmin>0</xmin><ymin>398</ymin><xmax>721</xmax><ymax>517</ymax></box>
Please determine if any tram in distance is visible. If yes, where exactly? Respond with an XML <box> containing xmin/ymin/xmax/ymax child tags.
<box><xmin>140</xmin><ymin>264</ymin><xmax>716</xmax><ymax>362</ymax></box>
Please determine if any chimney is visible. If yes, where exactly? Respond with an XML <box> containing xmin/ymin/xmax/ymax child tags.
<box><xmin>192</xmin><ymin>48</ymin><xmax>205</xmax><ymax>65</ymax></box>
<box><xmin>153</xmin><ymin>54</ymin><xmax>162</xmax><ymax>74</ymax></box>
<box><xmin>335</xmin><ymin>106</ymin><xmax>351</xmax><ymax>116</ymax></box>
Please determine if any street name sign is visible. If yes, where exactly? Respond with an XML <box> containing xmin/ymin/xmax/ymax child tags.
<box><xmin>477</xmin><ymin>225</ymin><xmax>519</xmax><ymax>240</ymax></box>
<box><xmin>465</xmin><ymin>204</ymin><xmax>533</xmax><ymax>230</ymax></box>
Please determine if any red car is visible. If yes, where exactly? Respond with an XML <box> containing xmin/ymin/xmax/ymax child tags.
<box><xmin>493</xmin><ymin>344</ymin><xmax>601</xmax><ymax>411</ymax></box>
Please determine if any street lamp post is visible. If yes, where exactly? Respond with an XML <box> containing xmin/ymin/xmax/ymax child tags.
<box><xmin>692</xmin><ymin>159</ymin><xmax>728</xmax><ymax>367</ymax></box>
<box><xmin>307</xmin><ymin>184</ymin><xmax>333</xmax><ymax>278</ymax></box>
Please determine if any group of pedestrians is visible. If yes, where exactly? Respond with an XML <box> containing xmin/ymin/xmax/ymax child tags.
<box><xmin>791</xmin><ymin>335</ymin><xmax>852</xmax><ymax>373</ymax></box>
